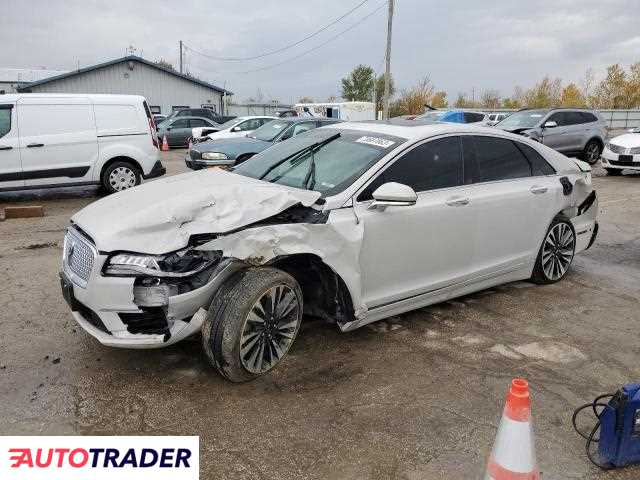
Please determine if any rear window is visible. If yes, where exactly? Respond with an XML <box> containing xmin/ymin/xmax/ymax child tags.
<box><xmin>0</xmin><ymin>106</ymin><xmax>11</xmax><ymax>138</ymax></box>
<box><xmin>579</xmin><ymin>112</ymin><xmax>598</xmax><ymax>123</ymax></box>
<box><xmin>515</xmin><ymin>142</ymin><xmax>556</xmax><ymax>175</ymax></box>
<box><xmin>465</xmin><ymin>136</ymin><xmax>531</xmax><ymax>183</ymax></box>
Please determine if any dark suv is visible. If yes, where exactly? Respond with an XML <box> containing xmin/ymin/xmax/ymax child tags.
<box><xmin>169</xmin><ymin>108</ymin><xmax>235</xmax><ymax>125</ymax></box>
<box><xmin>496</xmin><ymin>108</ymin><xmax>607</xmax><ymax>164</ymax></box>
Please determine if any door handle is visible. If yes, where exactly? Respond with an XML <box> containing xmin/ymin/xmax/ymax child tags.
<box><xmin>445</xmin><ymin>196</ymin><xmax>470</xmax><ymax>207</ymax></box>
<box><xmin>27</xmin><ymin>143</ymin><xmax>44</xmax><ymax>148</ymax></box>
<box><xmin>0</xmin><ymin>145</ymin><xmax>12</xmax><ymax>151</ymax></box>
<box><xmin>530</xmin><ymin>185</ymin><xmax>548</xmax><ymax>194</ymax></box>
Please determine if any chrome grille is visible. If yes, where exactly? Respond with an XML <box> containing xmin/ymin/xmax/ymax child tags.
<box><xmin>63</xmin><ymin>228</ymin><xmax>97</xmax><ymax>288</ymax></box>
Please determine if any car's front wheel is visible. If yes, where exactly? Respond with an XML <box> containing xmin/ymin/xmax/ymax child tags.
<box><xmin>531</xmin><ymin>218</ymin><xmax>576</xmax><ymax>284</ymax></box>
<box><xmin>202</xmin><ymin>267</ymin><xmax>303</xmax><ymax>382</ymax></box>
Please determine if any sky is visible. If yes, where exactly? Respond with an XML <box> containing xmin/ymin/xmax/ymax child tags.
<box><xmin>3</xmin><ymin>0</ymin><xmax>640</xmax><ymax>104</ymax></box>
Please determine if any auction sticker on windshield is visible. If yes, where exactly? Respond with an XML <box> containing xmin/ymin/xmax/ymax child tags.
<box><xmin>355</xmin><ymin>136</ymin><xmax>396</xmax><ymax>148</ymax></box>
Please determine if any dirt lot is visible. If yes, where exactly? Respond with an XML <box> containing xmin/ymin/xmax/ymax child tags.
<box><xmin>1</xmin><ymin>150</ymin><xmax>640</xmax><ymax>479</ymax></box>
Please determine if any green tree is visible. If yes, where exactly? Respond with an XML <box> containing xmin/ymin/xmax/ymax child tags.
<box><xmin>341</xmin><ymin>65</ymin><xmax>375</xmax><ymax>101</ymax></box>
<box><xmin>560</xmin><ymin>83</ymin><xmax>586</xmax><ymax>107</ymax></box>
<box><xmin>523</xmin><ymin>77</ymin><xmax>562</xmax><ymax>108</ymax></box>
<box><xmin>375</xmin><ymin>73</ymin><xmax>395</xmax><ymax>114</ymax></box>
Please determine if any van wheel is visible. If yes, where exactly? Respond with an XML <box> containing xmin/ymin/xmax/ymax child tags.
<box><xmin>530</xmin><ymin>218</ymin><xmax>576</xmax><ymax>284</ymax></box>
<box><xmin>202</xmin><ymin>267</ymin><xmax>303</xmax><ymax>382</ymax></box>
<box><xmin>605</xmin><ymin>168</ymin><xmax>622</xmax><ymax>176</ymax></box>
<box><xmin>101</xmin><ymin>161</ymin><xmax>141</xmax><ymax>194</ymax></box>
<box><xmin>581</xmin><ymin>140</ymin><xmax>602</xmax><ymax>164</ymax></box>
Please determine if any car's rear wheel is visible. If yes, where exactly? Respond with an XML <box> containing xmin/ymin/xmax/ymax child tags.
<box><xmin>202</xmin><ymin>267</ymin><xmax>303</xmax><ymax>382</ymax></box>
<box><xmin>101</xmin><ymin>161</ymin><xmax>141</xmax><ymax>194</ymax></box>
<box><xmin>531</xmin><ymin>218</ymin><xmax>576</xmax><ymax>284</ymax></box>
<box><xmin>605</xmin><ymin>167</ymin><xmax>622</xmax><ymax>176</ymax></box>
<box><xmin>582</xmin><ymin>140</ymin><xmax>602</xmax><ymax>164</ymax></box>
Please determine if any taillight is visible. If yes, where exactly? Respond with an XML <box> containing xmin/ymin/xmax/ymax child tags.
<box><xmin>148</xmin><ymin>118</ymin><xmax>159</xmax><ymax>149</ymax></box>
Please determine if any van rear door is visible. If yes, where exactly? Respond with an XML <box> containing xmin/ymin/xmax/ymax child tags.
<box><xmin>17</xmin><ymin>96</ymin><xmax>98</xmax><ymax>187</ymax></box>
<box><xmin>0</xmin><ymin>103</ymin><xmax>24</xmax><ymax>190</ymax></box>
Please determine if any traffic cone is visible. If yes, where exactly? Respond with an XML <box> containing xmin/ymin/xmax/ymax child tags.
<box><xmin>187</xmin><ymin>137</ymin><xmax>193</xmax><ymax>150</ymax></box>
<box><xmin>485</xmin><ymin>379</ymin><xmax>539</xmax><ymax>480</ymax></box>
<box><xmin>161</xmin><ymin>134</ymin><xmax>169</xmax><ymax>152</ymax></box>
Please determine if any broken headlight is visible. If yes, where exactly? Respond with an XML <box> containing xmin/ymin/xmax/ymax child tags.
<box><xmin>104</xmin><ymin>249</ymin><xmax>221</xmax><ymax>278</ymax></box>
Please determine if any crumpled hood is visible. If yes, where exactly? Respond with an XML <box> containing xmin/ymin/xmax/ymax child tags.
<box><xmin>609</xmin><ymin>133</ymin><xmax>640</xmax><ymax>149</ymax></box>
<box><xmin>71</xmin><ymin>169</ymin><xmax>321</xmax><ymax>254</ymax></box>
<box><xmin>195</xmin><ymin>136</ymin><xmax>271</xmax><ymax>158</ymax></box>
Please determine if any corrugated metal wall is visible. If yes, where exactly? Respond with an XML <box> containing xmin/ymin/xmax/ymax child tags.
<box><xmin>27</xmin><ymin>61</ymin><xmax>223</xmax><ymax>115</ymax></box>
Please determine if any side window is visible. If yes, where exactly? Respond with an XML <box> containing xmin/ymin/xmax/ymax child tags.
<box><xmin>149</xmin><ymin>105</ymin><xmax>161</xmax><ymax>114</ymax></box>
<box><xmin>238</xmin><ymin>119</ymin><xmax>261</xmax><ymax>131</ymax></box>
<box><xmin>171</xmin><ymin>119</ymin><xmax>190</xmax><ymax>128</ymax></box>
<box><xmin>292</xmin><ymin>122</ymin><xmax>315</xmax><ymax>137</ymax></box>
<box><xmin>580</xmin><ymin>112</ymin><xmax>597</xmax><ymax>123</ymax></box>
<box><xmin>0</xmin><ymin>107</ymin><xmax>12</xmax><ymax>138</ymax></box>
<box><xmin>358</xmin><ymin>137</ymin><xmax>463</xmax><ymax>201</ymax></box>
<box><xmin>469</xmin><ymin>136</ymin><xmax>532</xmax><ymax>182</ymax></box>
<box><xmin>547</xmin><ymin>112</ymin><xmax>568</xmax><ymax>126</ymax></box>
<box><xmin>464</xmin><ymin>112</ymin><xmax>485</xmax><ymax>123</ymax></box>
<box><xmin>189</xmin><ymin>119</ymin><xmax>208</xmax><ymax>128</ymax></box>
<box><xmin>565</xmin><ymin>111</ymin><xmax>585</xmax><ymax>125</ymax></box>
<box><xmin>514</xmin><ymin>142</ymin><xmax>556</xmax><ymax>176</ymax></box>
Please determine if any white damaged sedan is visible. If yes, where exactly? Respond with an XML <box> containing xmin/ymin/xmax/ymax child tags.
<box><xmin>61</xmin><ymin>122</ymin><xmax>598</xmax><ymax>381</ymax></box>
<box><xmin>601</xmin><ymin>127</ymin><xmax>640</xmax><ymax>175</ymax></box>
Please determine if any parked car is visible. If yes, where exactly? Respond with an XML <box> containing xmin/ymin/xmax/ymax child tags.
<box><xmin>0</xmin><ymin>93</ymin><xmax>164</xmax><ymax>194</ymax></box>
<box><xmin>166</xmin><ymin>108</ymin><xmax>234</xmax><ymax>125</ymax></box>
<box><xmin>191</xmin><ymin>116</ymin><xmax>276</xmax><ymax>143</ymax></box>
<box><xmin>438</xmin><ymin>110</ymin><xmax>490</xmax><ymax>125</ymax></box>
<box><xmin>496</xmin><ymin>108</ymin><xmax>607</xmax><ymax>164</ymax></box>
<box><xmin>61</xmin><ymin>122</ymin><xmax>597</xmax><ymax>381</ymax></box>
<box><xmin>186</xmin><ymin>117</ymin><xmax>341</xmax><ymax>169</ymax></box>
<box><xmin>601</xmin><ymin>127</ymin><xmax>640</xmax><ymax>175</ymax></box>
<box><xmin>275</xmin><ymin>109</ymin><xmax>298</xmax><ymax>117</ymax></box>
<box><xmin>157</xmin><ymin>116</ymin><xmax>219</xmax><ymax>147</ymax></box>
<box><xmin>487</xmin><ymin>112</ymin><xmax>510</xmax><ymax>125</ymax></box>
<box><xmin>153</xmin><ymin>114</ymin><xmax>167</xmax><ymax>126</ymax></box>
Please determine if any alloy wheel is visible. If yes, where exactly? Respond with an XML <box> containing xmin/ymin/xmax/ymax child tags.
<box><xmin>109</xmin><ymin>166</ymin><xmax>137</xmax><ymax>191</ymax></box>
<box><xmin>586</xmin><ymin>142</ymin><xmax>600</xmax><ymax>163</ymax></box>
<box><xmin>542</xmin><ymin>223</ymin><xmax>575</xmax><ymax>281</ymax></box>
<box><xmin>239</xmin><ymin>285</ymin><xmax>301</xmax><ymax>374</ymax></box>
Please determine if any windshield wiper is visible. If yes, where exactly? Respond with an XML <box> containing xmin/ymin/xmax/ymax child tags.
<box><xmin>303</xmin><ymin>148</ymin><xmax>317</xmax><ymax>190</ymax></box>
<box><xmin>258</xmin><ymin>133</ymin><xmax>341</xmax><ymax>181</ymax></box>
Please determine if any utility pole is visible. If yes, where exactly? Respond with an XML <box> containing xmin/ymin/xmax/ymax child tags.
<box><xmin>179</xmin><ymin>40</ymin><xmax>183</xmax><ymax>74</ymax></box>
<box><xmin>382</xmin><ymin>0</ymin><xmax>394</xmax><ymax>120</ymax></box>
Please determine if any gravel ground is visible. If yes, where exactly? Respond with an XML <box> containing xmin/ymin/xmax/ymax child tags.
<box><xmin>1</xmin><ymin>149</ymin><xmax>640</xmax><ymax>479</ymax></box>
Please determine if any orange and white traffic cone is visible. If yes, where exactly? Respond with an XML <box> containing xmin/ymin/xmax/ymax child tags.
<box><xmin>161</xmin><ymin>134</ymin><xmax>169</xmax><ymax>152</ymax></box>
<box><xmin>485</xmin><ymin>379</ymin><xmax>539</xmax><ymax>480</ymax></box>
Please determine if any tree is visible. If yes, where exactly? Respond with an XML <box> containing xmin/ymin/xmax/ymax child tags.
<box><xmin>592</xmin><ymin>64</ymin><xmax>627</xmax><ymax>108</ymax></box>
<box><xmin>431</xmin><ymin>91</ymin><xmax>448</xmax><ymax>108</ymax></box>
<box><xmin>326</xmin><ymin>95</ymin><xmax>338</xmax><ymax>103</ymax></box>
<box><xmin>480</xmin><ymin>90</ymin><xmax>501</xmax><ymax>109</ymax></box>
<box><xmin>453</xmin><ymin>93</ymin><xmax>471</xmax><ymax>108</ymax></box>
<box><xmin>581</xmin><ymin>68</ymin><xmax>595</xmax><ymax>106</ymax></box>
<box><xmin>523</xmin><ymin>77</ymin><xmax>562</xmax><ymax>108</ymax></box>
<box><xmin>298</xmin><ymin>96</ymin><xmax>315</xmax><ymax>103</ymax></box>
<box><xmin>155</xmin><ymin>58</ymin><xmax>176</xmax><ymax>71</ymax></box>
<box><xmin>375</xmin><ymin>73</ymin><xmax>395</xmax><ymax>114</ymax></box>
<box><xmin>390</xmin><ymin>76</ymin><xmax>437</xmax><ymax>116</ymax></box>
<box><xmin>341</xmin><ymin>65</ymin><xmax>375</xmax><ymax>101</ymax></box>
<box><xmin>560</xmin><ymin>83</ymin><xmax>586</xmax><ymax>107</ymax></box>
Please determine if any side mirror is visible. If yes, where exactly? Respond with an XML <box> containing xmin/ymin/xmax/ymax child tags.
<box><xmin>368</xmin><ymin>182</ymin><xmax>417</xmax><ymax>210</ymax></box>
<box><xmin>231</xmin><ymin>126</ymin><xmax>241</xmax><ymax>132</ymax></box>
<box><xmin>543</xmin><ymin>121</ymin><xmax>558</xmax><ymax>129</ymax></box>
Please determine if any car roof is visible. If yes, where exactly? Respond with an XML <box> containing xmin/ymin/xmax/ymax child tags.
<box><xmin>170</xmin><ymin>116</ymin><xmax>215</xmax><ymax>122</ymax></box>
<box><xmin>329</xmin><ymin>121</ymin><xmax>519</xmax><ymax>140</ymax></box>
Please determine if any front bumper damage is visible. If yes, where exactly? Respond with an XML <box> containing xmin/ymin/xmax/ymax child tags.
<box><xmin>61</xmin><ymin>255</ymin><xmax>242</xmax><ymax>349</ymax></box>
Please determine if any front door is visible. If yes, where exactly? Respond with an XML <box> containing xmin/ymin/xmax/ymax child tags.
<box><xmin>166</xmin><ymin>118</ymin><xmax>191</xmax><ymax>146</ymax></box>
<box><xmin>0</xmin><ymin>104</ymin><xmax>24</xmax><ymax>190</ymax></box>
<box><xmin>354</xmin><ymin>136</ymin><xmax>476</xmax><ymax>308</ymax></box>
<box><xmin>19</xmin><ymin>97</ymin><xmax>98</xmax><ymax>187</ymax></box>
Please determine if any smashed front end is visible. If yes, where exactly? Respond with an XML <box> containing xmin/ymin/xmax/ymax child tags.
<box><xmin>60</xmin><ymin>226</ymin><xmax>242</xmax><ymax>348</ymax></box>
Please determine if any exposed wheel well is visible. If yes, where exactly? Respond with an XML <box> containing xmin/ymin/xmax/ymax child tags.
<box><xmin>100</xmin><ymin>156</ymin><xmax>142</xmax><ymax>180</ymax></box>
<box><xmin>269</xmin><ymin>254</ymin><xmax>355</xmax><ymax>325</ymax></box>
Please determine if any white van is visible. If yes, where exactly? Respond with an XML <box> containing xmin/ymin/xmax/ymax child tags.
<box><xmin>0</xmin><ymin>94</ymin><xmax>164</xmax><ymax>194</ymax></box>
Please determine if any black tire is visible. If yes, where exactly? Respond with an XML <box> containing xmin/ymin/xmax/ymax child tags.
<box><xmin>101</xmin><ymin>160</ymin><xmax>141</xmax><ymax>194</ymax></box>
<box><xmin>581</xmin><ymin>139</ymin><xmax>602</xmax><ymax>165</ymax></box>
<box><xmin>605</xmin><ymin>167</ymin><xmax>622</xmax><ymax>176</ymax></box>
<box><xmin>530</xmin><ymin>217</ymin><xmax>576</xmax><ymax>284</ymax></box>
<box><xmin>202</xmin><ymin>267</ymin><xmax>303</xmax><ymax>382</ymax></box>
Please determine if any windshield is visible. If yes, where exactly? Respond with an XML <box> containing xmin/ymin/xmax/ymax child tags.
<box><xmin>497</xmin><ymin>110</ymin><xmax>547</xmax><ymax>129</ymax></box>
<box><xmin>249</xmin><ymin>120</ymin><xmax>293</xmax><ymax>142</ymax></box>
<box><xmin>234</xmin><ymin>128</ymin><xmax>406</xmax><ymax>196</ymax></box>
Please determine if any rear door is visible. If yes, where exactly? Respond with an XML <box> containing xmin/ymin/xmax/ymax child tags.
<box><xmin>542</xmin><ymin>112</ymin><xmax>571</xmax><ymax>151</ymax></box>
<box><xmin>462</xmin><ymin>135</ymin><xmax>560</xmax><ymax>275</ymax></box>
<box><xmin>0</xmin><ymin>103</ymin><xmax>23</xmax><ymax>189</ymax></box>
<box><xmin>563</xmin><ymin>111</ymin><xmax>588</xmax><ymax>151</ymax></box>
<box><xmin>19</xmin><ymin>97</ymin><xmax>98</xmax><ymax>187</ymax></box>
